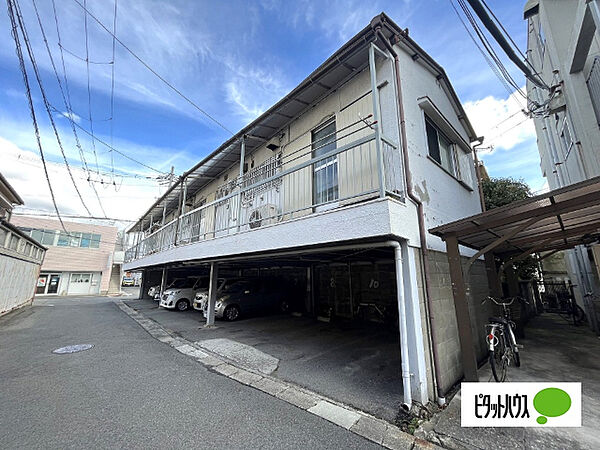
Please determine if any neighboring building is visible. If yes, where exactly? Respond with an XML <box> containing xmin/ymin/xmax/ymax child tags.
<box><xmin>524</xmin><ymin>0</ymin><xmax>600</xmax><ymax>313</ymax></box>
<box><xmin>124</xmin><ymin>13</ymin><xmax>487</xmax><ymax>406</ymax></box>
<box><xmin>0</xmin><ymin>173</ymin><xmax>45</xmax><ymax>316</ymax></box>
<box><xmin>10</xmin><ymin>216</ymin><xmax>118</xmax><ymax>296</ymax></box>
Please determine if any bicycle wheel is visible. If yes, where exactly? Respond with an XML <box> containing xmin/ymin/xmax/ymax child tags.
<box><xmin>489</xmin><ymin>333</ymin><xmax>509</xmax><ymax>382</ymax></box>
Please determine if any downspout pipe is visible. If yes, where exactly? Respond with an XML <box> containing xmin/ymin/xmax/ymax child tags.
<box><xmin>388</xmin><ymin>239</ymin><xmax>413</xmax><ymax>409</ymax></box>
<box><xmin>374</xmin><ymin>25</ymin><xmax>446</xmax><ymax>405</ymax></box>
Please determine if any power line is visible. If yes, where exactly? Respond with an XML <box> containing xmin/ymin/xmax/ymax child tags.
<box><xmin>485</xmin><ymin>116</ymin><xmax>531</xmax><ymax>144</ymax></box>
<box><xmin>83</xmin><ymin>0</ymin><xmax>101</xmax><ymax>176</ymax></box>
<box><xmin>456</xmin><ymin>0</ymin><xmax>527</xmax><ymax>99</ymax></box>
<box><xmin>29</xmin><ymin>0</ymin><xmax>92</xmax><ymax>216</ymax></box>
<box><xmin>6</xmin><ymin>0</ymin><xmax>65</xmax><ymax>231</ymax></box>
<box><xmin>71</xmin><ymin>0</ymin><xmax>234</xmax><ymax>136</ymax></box>
<box><xmin>49</xmin><ymin>104</ymin><xmax>169</xmax><ymax>174</ymax></box>
<box><xmin>109</xmin><ymin>0</ymin><xmax>118</xmax><ymax>183</ymax></box>
<box><xmin>450</xmin><ymin>0</ymin><xmax>525</xmax><ymax>106</ymax></box>
<box><xmin>50</xmin><ymin>0</ymin><xmax>91</xmax><ymax>175</ymax></box>
<box><xmin>463</xmin><ymin>0</ymin><xmax>549</xmax><ymax>90</ymax></box>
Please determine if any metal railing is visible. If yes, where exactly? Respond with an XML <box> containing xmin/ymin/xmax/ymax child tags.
<box><xmin>125</xmin><ymin>127</ymin><xmax>403</xmax><ymax>263</ymax></box>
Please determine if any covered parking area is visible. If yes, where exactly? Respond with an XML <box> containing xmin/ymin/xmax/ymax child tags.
<box><xmin>430</xmin><ymin>176</ymin><xmax>600</xmax><ymax>382</ymax></box>
<box><xmin>130</xmin><ymin>238</ymin><xmax>430</xmax><ymax>421</ymax></box>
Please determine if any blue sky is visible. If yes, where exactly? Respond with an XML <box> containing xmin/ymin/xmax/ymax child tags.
<box><xmin>0</xmin><ymin>0</ymin><xmax>544</xmax><ymax>220</ymax></box>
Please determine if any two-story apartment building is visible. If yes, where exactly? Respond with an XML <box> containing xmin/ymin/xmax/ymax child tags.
<box><xmin>524</xmin><ymin>0</ymin><xmax>600</xmax><ymax>319</ymax></box>
<box><xmin>10</xmin><ymin>216</ymin><xmax>119</xmax><ymax>296</ymax></box>
<box><xmin>124</xmin><ymin>13</ymin><xmax>488</xmax><ymax>407</ymax></box>
<box><xmin>0</xmin><ymin>172</ymin><xmax>45</xmax><ymax>315</ymax></box>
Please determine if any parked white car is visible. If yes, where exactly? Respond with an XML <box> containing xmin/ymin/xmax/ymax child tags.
<box><xmin>192</xmin><ymin>278</ymin><xmax>227</xmax><ymax>312</ymax></box>
<box><xmin>159</xmin><ymin>277</ymin><xmax>207</xmax><ymax>311</ymax></box>
<box><xmin>148</xmin><ymin>277</ymin><xmax>184</xmax><ymax>301</ymax></box>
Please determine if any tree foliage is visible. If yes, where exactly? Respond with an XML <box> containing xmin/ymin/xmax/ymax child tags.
<box><xmin>481</xmin><ymin>177</ymin><xmax>532</xmax><ymax>211</ymax></box>
<box><xmin>481</xmin><ymin>177</ymin><xmax>537</xmax><ymax>279</ymax></box>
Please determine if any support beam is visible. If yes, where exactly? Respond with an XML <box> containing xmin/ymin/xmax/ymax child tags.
<box><xmin>445</xmin><ymin>235</ymin><xmax>478</xmax><ymax>382</ymax></box>
<box><xmin>401</xmin><ymin>241</ymin><xmax>429</xmax><ymax>405</ymax></box>
<box><xmin>369</xmin><ymin>43</ymin><xmax>386</xmax><ymax>198</ymax></box>
<box><xmin>484</xmin><ymin>253</ymin><xmax>502</xmax><ymax>298</ymax></box>
<box><xmin>159</xmin><ymin>266</ymin><xmax>167</xmax><ymax>299</ymax></box>
<box><xmin>393</xmin><ymin>243</ymin><xmax>412</xmax><ymax>407</ymax></box>
<box><xmin>205</xmin><ymin>262</ymin><xmax>219</xmax><ymax>326</ymax></box>
<box><xmin>465</xmin><ymin>217</ymin><xmax>538</xmax><ymax>269</ymax></box>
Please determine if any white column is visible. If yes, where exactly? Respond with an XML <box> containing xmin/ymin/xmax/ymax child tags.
<box><xmin>205</xmin><ymin>262</ymin><xmax>219</xmax><ymax>326</ymax></box>
<box><xmin>401</xmin><ymin>241</ymin><xmax>431</xmax><ymax>405</ymax></box>
<box><xmin>159</xmin><ymin>267</ymin><xmax>167</xmax><ymax>298</ymax></box>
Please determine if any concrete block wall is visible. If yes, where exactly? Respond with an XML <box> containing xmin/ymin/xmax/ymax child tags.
<box><xmin>414</xmin><ymin>248</ymin><xmax>492</xmax><ymax>396</ymax></box>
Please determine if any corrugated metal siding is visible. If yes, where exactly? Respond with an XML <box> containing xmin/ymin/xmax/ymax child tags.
<box><xmin>0</xmin><ymin>252</ymin><xmax>39</xmax><ymax>315</ymax></box>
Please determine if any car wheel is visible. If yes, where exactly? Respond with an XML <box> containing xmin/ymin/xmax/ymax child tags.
<box><xmin>224</xmin><ymin>305</ymin><xmax>240</xmax><ymax>321</ymax></box>
<box><xmin>279</xmin><ymin>300</ymin><xmax>290</xmax><ymax>313</ymax></box>
<box><xmin>176</xmin><ymin>299</ymin><xmax>189</xmax><ymax>311</ymax></box>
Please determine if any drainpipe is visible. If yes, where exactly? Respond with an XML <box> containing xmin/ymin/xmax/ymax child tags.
<box><xmin>374</xmin><ymin>24</ymin><xmax>446</xmax><ymax>405</ymax></box>
<box><xmin>389</xmin><ymin>240</ymin><xmax>413</xmax><ymax>409</ymax></box>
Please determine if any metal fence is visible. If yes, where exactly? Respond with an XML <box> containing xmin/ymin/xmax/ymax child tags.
<box><xmin>125</xmin><ymin>122</ymin><xmax>404</xmax><ymax>263</ymax></box>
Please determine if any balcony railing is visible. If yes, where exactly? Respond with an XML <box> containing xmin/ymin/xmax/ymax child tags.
<box><xmin>125</xmin><ymin>123</ymin><xmax>404</xmax><ymax>263</ymax></box>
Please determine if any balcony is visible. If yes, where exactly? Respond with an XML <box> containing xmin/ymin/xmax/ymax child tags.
<box><xmin>125</xmin><ymin>121</ymin><xmax>405</xmax><ymax>266</ymax></box>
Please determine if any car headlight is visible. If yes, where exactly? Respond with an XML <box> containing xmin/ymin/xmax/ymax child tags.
<box><xmin>215</xmin><ymin>300</ymin><xmax>223</xmax><ymax>308</ymax></box>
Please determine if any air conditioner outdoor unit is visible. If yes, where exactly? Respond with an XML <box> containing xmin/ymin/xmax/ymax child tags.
<box><xmin>248</xmin><ymin>204</ymin><xmax>280</xmax><ymax>229</ymax></box>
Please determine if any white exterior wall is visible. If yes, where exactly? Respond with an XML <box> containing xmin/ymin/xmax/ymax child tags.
<box><xmin>393</xmin><ymin>42</ymin><xmax>481</xmax><ymax>253</ymax></box>
<box><xmin>525</xmin><ymin>0</ymin><xmax>600</xmax><ymax>308</ymax></box>
<box><xmin>526</xmin><ymin>0</ymin><xmax>600</xmax><ymax>188</ymax></box>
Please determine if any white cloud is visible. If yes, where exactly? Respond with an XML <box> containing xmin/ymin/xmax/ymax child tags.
<box><xmin>463</xmin><ymin>88</ymin><xmax>535</xmax><ymax>152</ymax></box>
<box><xmin>1</xmin><ymin>135</ymin><xmax>165</xmax><ymax>221</ymax></box>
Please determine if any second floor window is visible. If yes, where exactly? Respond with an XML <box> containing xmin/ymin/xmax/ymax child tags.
<box><xmin>312</xmin><ymin>118</ymin><xmax>339</xmax><ymax>205</ymax></box>
<box><xmin>425</xmin><ymin>116</ymin><xmax>458</xmax><ymax>177</ymax></box>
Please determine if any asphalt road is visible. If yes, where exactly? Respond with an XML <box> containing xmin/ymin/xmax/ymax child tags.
<box><xmin>0</xmin><ymin>296</ymin><xmax>380</xmax><ymax>449</ymax></box>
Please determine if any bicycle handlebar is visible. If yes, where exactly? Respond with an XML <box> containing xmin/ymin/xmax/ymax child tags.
<box><xmin>482</xmin><ymin>296</ymin><xmax>529</xmax><ymax>306</ymax></box>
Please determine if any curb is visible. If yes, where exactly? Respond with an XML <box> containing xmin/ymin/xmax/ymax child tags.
<box><xmin>116</xmin><ymin>300</ymin><xmax>439</xmax><ymax>450</ymax></box>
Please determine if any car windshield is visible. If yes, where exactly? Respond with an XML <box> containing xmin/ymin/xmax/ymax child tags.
<box><xmin>169</xmin><ymin>279</ymin><xmax>188</xmax><ymax>288</ymax></box>
<box><xmin>223</xmin><ymin>281</ymin><xmax>251</xmax><ymax>293</ymax></box>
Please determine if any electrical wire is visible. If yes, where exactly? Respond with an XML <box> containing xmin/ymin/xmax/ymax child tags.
<box><xmin>457</xmin><ymin>0</ymin><xmax>527</xmax><ymax>99</ymax></box>
<box><xmin>109</xmin><ymin>0</ymin><xmax>118</xmax><ymax>184</ymax></box>
<box><xmin>480</xmin><ymin>0</ymin><xmax>547</xmax><ymax>85</ymax></box>
<box><xmin>49</xmin><ymin>104</ymin><xmax>169</xmax><ymax>174</ymax></box>
<box><xmin>71</xmin><ymin>0</ymin><xmax>234</xmax><ymax>136</ymax></box>
<box><xmin>51</xmin><ymin>0</ymin><xmax>91</xmax><ymax>175</ymax></box>
<box><xmin>30</xmin><ymin>0</ymin><xmax>93</xmax><ymax>216</ymax></box>
<box><xmin>6</xmin><ymin>0</ymin><xmax>66</xmax><ymax>231</ymax></box>
<box><xmin>83</xmin><ymin>0</ymin><xmax>101</xmax><ymax>176</ymax></box>
<box><xmin>450</xmin><ymin>0</ymin><xmax>525</xmax><ymax>106</ymax></box>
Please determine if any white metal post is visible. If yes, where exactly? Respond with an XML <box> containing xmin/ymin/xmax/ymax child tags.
<box><xmin>205</xmin><ymin>262</ymin><xmax>219</xmax><ymax>326</ymax></box>
<box><xmin>159</xmin><ymin>266</ymin><xmax>167</xmax><ymax>299</ymax></box>
<box><xmin>393</xmin><ymin>242</ymin><xmax>412</xmax><ymax>408</ymax></box>
<box><xmin>237</xmin><ymin>137</ymin><xmax>245</xmax><ymax>232</ymax></box>
<box><xmin>401</xmin><ymin>240</ymin><xmax>430</xmax><ymax>405</ymax></box>
<box><xmin>369</xmin><ymin>43</ymin><xmax>386</xmax><ymax>198</ymax></box>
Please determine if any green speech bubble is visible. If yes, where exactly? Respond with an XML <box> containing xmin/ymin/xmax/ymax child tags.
<box><xmin>533</xmin><ymin>388</ymin><xmax>571</xmax><ymax>424</ymax></box>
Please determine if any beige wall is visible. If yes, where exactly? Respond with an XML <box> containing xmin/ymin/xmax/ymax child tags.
<box><xmin>415</xmin><ymin>248</ymin><xmax>491</xmax><ymax>394</ymax></box>
<box><xmin>9</xmin><ymin>216</ymin><xmax>118</xmax><ymax>294</ymax></box>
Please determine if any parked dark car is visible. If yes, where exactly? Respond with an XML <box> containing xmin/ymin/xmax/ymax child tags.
<box><xmin>209</xmin><ymin>278</ymin><xmax>289</xmax><ymax>321</ymax></box>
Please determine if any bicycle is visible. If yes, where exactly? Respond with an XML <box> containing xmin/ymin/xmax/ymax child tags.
<box><xmin>482</xmin><ymin>296</ymin><xmax>526</xmax><ymax>382</ymax></box>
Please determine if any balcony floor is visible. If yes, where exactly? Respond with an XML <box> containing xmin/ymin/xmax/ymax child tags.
<box><xmin>125</xmin><ymin>197</ymin><xmax>418</xmax><ymax>271</ymax></box>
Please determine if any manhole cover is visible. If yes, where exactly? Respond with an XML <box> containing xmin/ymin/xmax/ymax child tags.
<box><xmin>52</xmin><ymin>344</ymin><xmax>94</xmax><ymax>354</ymax></box>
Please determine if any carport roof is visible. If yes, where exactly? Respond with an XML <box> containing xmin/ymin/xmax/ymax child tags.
<box><xmin>429</xmin><ymin>176</ymin><xmax>600</xmax><ymax>259</ymax></box>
